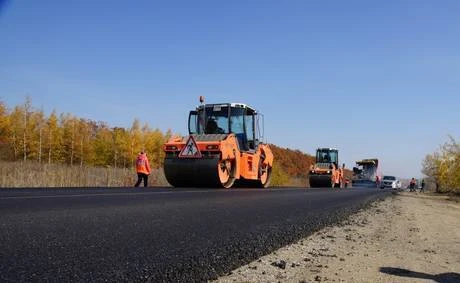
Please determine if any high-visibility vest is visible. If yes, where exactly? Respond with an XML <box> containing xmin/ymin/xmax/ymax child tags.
<box><xmin>136</xmin><ymin>154</ymin><xmax>151</xmax><ymax>174</ymax></box>
<box><xmin>333</xmin><ymin>170</ymin><xmax>340</xmax><ymax>184</ymax></box>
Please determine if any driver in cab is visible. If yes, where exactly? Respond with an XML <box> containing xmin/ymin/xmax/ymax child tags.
<box><xmin>205</xmin><ymin>119</ymin><xmax>224</xmax><ymax>134</ymax></box>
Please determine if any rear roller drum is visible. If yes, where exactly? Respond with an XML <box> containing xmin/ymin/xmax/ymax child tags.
<box><xmin>218</xmin><ymin>159</ymin><xmax>235</xmax><ymax>188</ymax></box>
<box><xmin>257</xmin><ymin>163</ymin><xmax>272</xmax><ymax>188</ymax></box>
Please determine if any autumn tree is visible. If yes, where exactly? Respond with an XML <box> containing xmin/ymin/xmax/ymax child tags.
<box><xmin>270</xmin><ymin>144</ymin><xmax>315</xmax><ymax>177</ymax></box>
<box><xmin>112</xmin><ymin>127</ymin><xmax>130</xmax><ymax>168</ymax></box>
<box><xmin>423</xmin><ymin>136</ymin><xmax>460</xmax><ymax>193</ymax></box>
<box><xmin>75</xmin><ymin>119</ymin><xmax>92</xmax><ymax>167</ymax></box>
<box><xmin>143</xmin><ymin>127</ymin><xmax>166</xmax><ymax>169</ymax></box>
<box><xmin>92</xmin><ymin>122</ymin><xmax>113</xmax><ymax>166</ymax></box>
<box><xmin>60</xmin><ymin>113</ymin><xmax>79</xmax><ymax>165</ymax></box>
<box><xmin>270</xmin><ymin>160</ymin><xmax>290</xmax><ymax>186</ymax></box>
<box><xmin>9</xmin><ymin>105</ymin><xmax>24</xmax><ymax>160</ymax></box>
<box><xmin>45</xmin><ymin>110</ymin><xmax>60</xmax><ymax>164</ymax></box>
<box><xmin>26</xmin><ymin>108</ymin><xmax>46</xmax><ymax>163</ymax></box>
<box><xmin>129</xmin><ymin>119</ymin><xmax>142</xmax><ymax>166</ymax></box>
<box><xmin>0</xmin><ymin>100</ymin><xmax>11</xmax><ymax>159</ymax></box>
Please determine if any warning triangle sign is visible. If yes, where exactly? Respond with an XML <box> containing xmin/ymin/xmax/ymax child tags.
<box><xmin>179</xmin><ymin>136</ymin><xmax>202</xmax><ymax>158</ymax></box>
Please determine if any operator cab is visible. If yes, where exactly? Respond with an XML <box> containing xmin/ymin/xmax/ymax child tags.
<box><xmin>188</xmin><ymin>102</ymin><xmax>263</xmax><ymax>152</ymax></box>
<box><xmin>316</xmin><ymin>148</ymin><xmax>338</xmax><ymax>169</ymax></box>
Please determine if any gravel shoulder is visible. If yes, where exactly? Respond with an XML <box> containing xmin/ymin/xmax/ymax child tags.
<box><xmin>213</xmin><ymin>191</ymin><xmax>460</xmax><ymax>283</ymax></box>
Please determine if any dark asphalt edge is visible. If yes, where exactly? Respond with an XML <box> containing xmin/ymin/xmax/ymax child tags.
<box><xmin>222</xmin><ymin>192</ymin><xmax>389</xmax><ymax>281</ymax></box>
<box><xmin>157</xmin><ymin>191</ymin><xmax>392</xmax><ymax>283</ymax></box>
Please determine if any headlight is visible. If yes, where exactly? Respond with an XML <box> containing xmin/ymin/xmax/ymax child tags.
<box><xmin>206</xmin><ymin>144</ymin><xmax>219</xmax><ymax>150</ymax></box>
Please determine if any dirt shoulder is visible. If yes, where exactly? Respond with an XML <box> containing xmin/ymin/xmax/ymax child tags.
<box><xmin>213</xmin><ymin>192</ymin><xmax>460</xmax><ymax>283</ymax></box>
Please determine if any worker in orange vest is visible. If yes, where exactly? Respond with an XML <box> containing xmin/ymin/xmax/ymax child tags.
<box><xmin>332</xmin><ymin>168</ymin><xmax>341</xmax><ymax>188</ymax></box>
<box><xmin>339</xmin><ymin>166</ymin><xmax>344</xmax><ymax>188</ymax></box>
<box><xmin>134</xmin><ymin>151</ymin><xmax>151</xmax><ymax>187</ymax></box>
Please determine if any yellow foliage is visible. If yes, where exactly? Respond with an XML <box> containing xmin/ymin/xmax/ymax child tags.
<box><xmin>270</xmin><ymin>161</ymin><xmax>290</xmax><ymax>186</ymax></box>
<box><xmin>1</xmin><ymin>98</ymin><xmax>170</xmax><ymax>169</ymax></box>
<box><xmin>423</xmin><ymin>136</ymin><xmax>460</xmax><ymax>193</ymax></box>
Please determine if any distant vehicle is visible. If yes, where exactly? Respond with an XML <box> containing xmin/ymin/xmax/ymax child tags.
<box><xmin>352</xmin><ymin>158</ymin><xmax>379</xmax><ymax>188</ymax></box>
<box><xmin>309</xmin><ymin>148</ymin><xmax>343</xmax><ymax>188</ymax></box>
<box><xmin>380</xmin><ymin>175</ymin><xmax>402</xmax><ymax>189</ymax></box>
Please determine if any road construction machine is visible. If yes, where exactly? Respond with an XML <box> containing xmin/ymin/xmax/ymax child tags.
<box><xmin>309</xmin><ymin>148</ymin><xmax>343</xmax><ymax>188</ymax></box>
<box><xmin>352</xmin><ymin>158</ymin><xmax>379</xmax><ymax>187</ymax></box>
<box><xmin>163</xmin><ymin>97</ymin><xmax>273</xmax><ymax>188</ymax></box>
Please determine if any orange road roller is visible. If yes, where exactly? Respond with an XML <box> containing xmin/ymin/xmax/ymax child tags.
<box><xmin>309</xmin><ymin>148</ymin><xmax>343</xmax><ymax>188</ymax></box>
<box><xmin>163</xmin><ymin>97</ymin><xmax>273</xmax><ymax>188</ymax></box>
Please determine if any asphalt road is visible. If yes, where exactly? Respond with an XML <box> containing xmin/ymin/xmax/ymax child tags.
<box><xmin>0</xmin><ymin>187</ymin><xmax>390</xmax><ymax>282</ymax></box>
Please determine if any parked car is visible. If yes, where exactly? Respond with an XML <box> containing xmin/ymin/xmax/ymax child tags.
<box><xmin>380</xmin><ymin>175</ymin><xmax>402</xmax><ymax>189</ymax></box>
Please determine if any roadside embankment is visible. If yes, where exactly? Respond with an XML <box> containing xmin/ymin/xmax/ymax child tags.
<box><xmin>214</xmin><ymin>191</ymin><xmax>460</xmax><ymax>282</ymax></box>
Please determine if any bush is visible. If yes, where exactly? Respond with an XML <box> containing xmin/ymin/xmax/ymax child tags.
<box><xmin>422</xmin><ymin>136</ymin><xmax>460</xmax><ymax>193</ymax></box>
<box><xmin>270</xmin><ymin>161</ymin><xmax>290</xmax><ymax>187</ymax></box>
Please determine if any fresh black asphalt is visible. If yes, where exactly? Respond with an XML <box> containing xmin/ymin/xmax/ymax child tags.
<box><xmin>0</xmin><ymin>187</ymin><xmax>390</xmax><ymax>282</ymax></box>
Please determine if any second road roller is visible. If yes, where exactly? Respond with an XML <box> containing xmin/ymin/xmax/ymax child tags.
<box><xmin>163</xmin><ymin>97</ymin><xmax>273</xmax><ymax>188</ymax></box>
<box><xmin>309</xmin><ymin>148</ymin><xmax>344</xmax><ymax>188</ymax></box>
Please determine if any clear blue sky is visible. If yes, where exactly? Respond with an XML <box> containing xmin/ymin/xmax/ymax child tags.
<box><xmin>1</xmin><ymin>0</ymin><xmax>459</xmax><ymax>178</ymax></box>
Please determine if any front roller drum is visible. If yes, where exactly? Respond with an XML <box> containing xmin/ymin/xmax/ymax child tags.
<box><xmin>164</xmin><ymin>156</ymin><xmax>236</xmax><ymax>188</ymax></box>
<box><xmin>309</xmin><ymin>174</ymin><xmax>332</xmax><ymax>188</ymax></box>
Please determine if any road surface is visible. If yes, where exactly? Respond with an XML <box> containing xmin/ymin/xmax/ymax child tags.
<box><xmin>0</xmin><ymin>187</ymin><xmax>389</xmax><ymax>282</ymax></box>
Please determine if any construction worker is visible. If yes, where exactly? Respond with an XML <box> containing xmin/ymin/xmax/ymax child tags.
<box><xmin>409</xmin><ymin>178</ymin><xmax>416</xmax><ymax>192</ymax></box>
<box><xmin>332</xmin><ymin>168</ymin><xmax>341</xmax><ymax>188</ymax></box>
<box><xmin>205</xmin><ymin>119</ymin><xmax>224</xmax><ymax>134</ymax></box>
<box><xmin>134</xmin><ymin>151</ymin><xmax>151</xmax><ymax>187</ymax></box>
<box><xmin>420</xmin><ymin>179</ymin><xmax>425</xmax><ymax>193</ymax></box>
<box><xmin>339</xmin><ymin>166</ymin><xmax>344</xmax><ymax>188</ymax></box>
<box><xmin>205</xmin><ymin>119</ymin><xmax>217</xmax><ymax>134</ymax></box>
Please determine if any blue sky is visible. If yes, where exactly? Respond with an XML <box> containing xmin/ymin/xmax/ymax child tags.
<box><xmin>1</xmin><ymin>0</ymin><xmax>459</xmax><ymax>178</ymax></box>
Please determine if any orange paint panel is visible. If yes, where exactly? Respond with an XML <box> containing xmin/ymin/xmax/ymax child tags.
<box><xmin>239</xmin><ymin>152</ymin><xmax>259</xmax><ymax>180</ymax></box>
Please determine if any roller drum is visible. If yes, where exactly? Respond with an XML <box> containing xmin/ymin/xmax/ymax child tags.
<box><xmin>309</xmin><ymin>174</ymin><xmax>332</xmax><ymax>188</ymax></box>
<box><xmin>164</xmin><ymin>156</ymin><xmax>224</xmax><ymax>188</ymax></box>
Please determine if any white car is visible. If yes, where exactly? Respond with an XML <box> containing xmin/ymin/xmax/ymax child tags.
<box><xmin>380</xmin><ymin>175</ymin><xmax>402</xmax><ymax>189</ymax></box>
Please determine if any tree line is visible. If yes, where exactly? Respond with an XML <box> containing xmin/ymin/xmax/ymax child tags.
<box><xmin>422</xmin><ymin>136</ymin><xmax>460</xmax><ymax>193</ymax></box>
<box><xmin>0</xmin><ymin>98</ymin><xmax>171</xmax><ymax>169</ymax></box>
